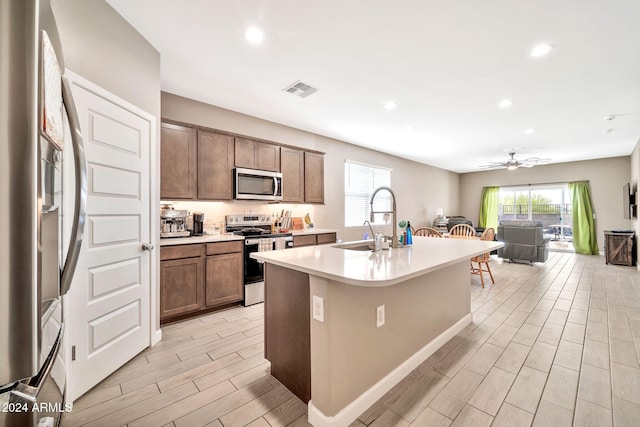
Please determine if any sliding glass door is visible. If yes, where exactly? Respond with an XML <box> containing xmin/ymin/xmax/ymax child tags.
<box><xmin>499</xmin><ymin>184</ymin><xmax>572</xmax><ymax>247</ymax></box>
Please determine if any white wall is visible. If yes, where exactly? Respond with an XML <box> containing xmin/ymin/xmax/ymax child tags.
<box><xmin>161</xmin><ymin>92</ymin><xmax>460</xmax><ymax>242</ymax></box>
<box><xmin>459</xmin><ymin>157</ymin><xmax>632</xmax><ymax>252</ymax></box>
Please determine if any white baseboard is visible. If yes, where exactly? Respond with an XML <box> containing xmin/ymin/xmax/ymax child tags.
<box><xmin>152</xmin><ymin>328</ymin><xmax>162</xmax><ymax>346</ymax></box>
<box><xmin>307</xmin><ymin>313</ymin><xmax>472</xmax><ymax>427</ymax></box>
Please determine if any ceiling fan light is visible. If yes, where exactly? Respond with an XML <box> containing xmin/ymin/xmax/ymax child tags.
<box><xmin>507</xmin><ymin>164</ymin><xmax>518</xmax><ymax>171</ymax></box>
<box><xmin>498</xmin><ymin>99</ymin><xmax>513</xmax><ymax>109</ymax></box>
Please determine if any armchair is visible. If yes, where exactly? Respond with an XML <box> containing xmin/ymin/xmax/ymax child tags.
<box><xmin>497</xmin><ymin>220</ymin><xmax>549</xmax><ymax>264</ymax></box>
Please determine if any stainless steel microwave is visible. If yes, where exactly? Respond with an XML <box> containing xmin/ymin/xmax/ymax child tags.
<box><xmin>233</xmin><ymin>168</ymin><xmax>283</xmax><ymax>201</ymax></box>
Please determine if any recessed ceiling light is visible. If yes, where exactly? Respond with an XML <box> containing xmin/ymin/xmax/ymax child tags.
<box><xmin>244</xmin><ymin>27</ymin><xmax>264</xmax><ymax>44</ymax></box>
<box><xmin>384</xmin><ymin>101</ymin><xmax>397</xmax><ymax>110</ymax></box>
<box><xmin>523</xmin><ymin>128</ymin><xmax>536</xmax><ymax>134</ymax></box>
<box><xmin>498</xmin><ymin>99</ymin><xmax>513</xmax><ymax>108</ymax></box>
<box><xmin>531</xmin><ymin>43</ymin><xmax>553</xmax><ymax>57</ymax></box>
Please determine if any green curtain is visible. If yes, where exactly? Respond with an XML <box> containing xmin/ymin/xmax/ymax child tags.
<box><xmin>478</xmin><ymin>186</ymin><xmax>499</xmax><ymax>231</ymax></box>
<box><xmin>569</xmin><ymin>181</ymin><xmax>599</xmax><ymax>255</ymax></box>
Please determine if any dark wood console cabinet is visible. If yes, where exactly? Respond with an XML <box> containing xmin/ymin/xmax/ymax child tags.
<box><xmin>604</xmin><ymin>231</ymin><xmax>635</xmax><ymax>266</ymax></box>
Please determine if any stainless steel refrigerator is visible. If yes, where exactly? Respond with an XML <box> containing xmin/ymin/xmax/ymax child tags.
<box><xmin>0</xmin><ymin>0</ymin><xmax>86</xmax><ymax>425</ymax></box>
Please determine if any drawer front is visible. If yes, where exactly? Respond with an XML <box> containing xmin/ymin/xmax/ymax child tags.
<box><xmin>207</xmin><ymin>240</ymin><xmax>243</xmax><ymax>255</ymax></box>
<box><xmin>161</xmin><ymin>244</ymin><xmax>203</xmax><ymax>261</ymax></box>
<box><xmin>316</xmin><ymin>233</ymin><xmax>337</xmax><ymax>245</ymax></box>
<box><xmin>293</xmin><ymin>235</ymin><xmax>317</xmax><ymax>247</ymax></box>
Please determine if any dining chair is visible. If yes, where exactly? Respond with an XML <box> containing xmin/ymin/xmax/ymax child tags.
<box><xmin>448</xmin><ymin>223</ymin><xmax>476</xmax><ymax>239</ymax></box>
<box><xmin>471</xmin><ymin>227</ymin><xmax>495</xmax><ymax>288</ymax></box>
<box><xmin>414</xmin><ymin>227</ymin><xmax>443</xmax><ymax>237</ymax></box>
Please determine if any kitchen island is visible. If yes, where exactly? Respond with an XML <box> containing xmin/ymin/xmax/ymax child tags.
<box><xmin>251</xmin><ymin>236</ymin><xmax>504</xmax><ymax>427</ymax></box>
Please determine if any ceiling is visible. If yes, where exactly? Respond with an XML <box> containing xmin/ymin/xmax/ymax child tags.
<box><xmin>106</xmin><ymin>0</ymin><xmax>640</xmax><ymax>173</ymax></box>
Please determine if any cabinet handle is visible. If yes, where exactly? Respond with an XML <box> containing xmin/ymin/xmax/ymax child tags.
<box><xmin>142</xmin><ymin>243</ymin><xmax>155</xmax><ymax>251</ymax></box>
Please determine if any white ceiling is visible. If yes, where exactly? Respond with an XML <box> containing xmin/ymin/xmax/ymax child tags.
<box><xmin>106</xmin><ymin>0</ymin><xmax>640</xmax><ymax>173</ymax></box>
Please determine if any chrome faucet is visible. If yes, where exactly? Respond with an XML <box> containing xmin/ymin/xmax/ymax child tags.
<box><xmin>363</xmin><ymin>220</ymin><xmax>376</xmax><ymax>240</ymax></box>
<box><xmin>370</xmin><ymin>186</ymin><xmax>399</xmax><ymax>248</ymax></box>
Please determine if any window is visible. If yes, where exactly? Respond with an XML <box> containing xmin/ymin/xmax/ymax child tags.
<box><xmin>344</xmin><ymin>161</ymin><xmax>392</xmax><ymax>227</ymax></box>
<box><xmin>499</xmin><ymin>184</ymin><xmax>572</xmax><ymax>242</ymax></box>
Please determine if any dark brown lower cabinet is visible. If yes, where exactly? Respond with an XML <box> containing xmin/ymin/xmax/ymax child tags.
<box><xmin>292</xmin><ymin>234</ymin><xmax>317</xmax><ymax>247</ymax></box>
<box><xmin>316</xmin><ymin>232</ymin><xmax>337</xmax><ymax>245</ymax></box>
<box><xmin>160</xmin><ymin>256</ymin><xmax>203</xmax><ymax>319</ymax></box>
<box><xmin>160</xmin><ymin>241</ymin><xmax>243</xmax><ymax>323</ymax></box>
<box><xmin>292</xmin><ymin>232</ymin><xmax>337</xmax><ymax>247</ymax></box>
<box><xmin>206</xmin><ymin>252</ymin><xmax>243</xmax><ymax>307</ymax></box>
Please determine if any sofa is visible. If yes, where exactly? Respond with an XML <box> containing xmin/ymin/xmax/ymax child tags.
<box><xmin>497</xmin><ymin>220</ymin><xmax>549</xmax><ymax>264</ymax></box>
<box><xmin>446</xmin><ymin>216</ymin><xmax>474</xmax><ymax>232</ymax></box>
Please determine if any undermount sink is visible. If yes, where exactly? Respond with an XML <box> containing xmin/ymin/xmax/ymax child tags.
<box><xmin>333</xmin><ymin>241</ymin><xmax>374</xmax><ymax>251</ymax></box>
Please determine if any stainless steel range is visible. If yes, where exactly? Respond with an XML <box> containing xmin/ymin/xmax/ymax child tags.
<box><xmin>225</xmin><ymin>214</ymin><xmax>293</xmax><ymax>306</ymax></box>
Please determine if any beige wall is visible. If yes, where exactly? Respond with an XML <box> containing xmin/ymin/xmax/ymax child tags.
<box><xmin>52</xmin><ymin>0</ymin><xmax>161</xmax><ymax>119</ymax></box>
<box><xmin>459</xmin><ymin>157</ymin><xmax>632</xmax><ymax>252</ymax></box>
<box><xmin>161</xmin><ymin>92</ymin><xmax>460</xmax><ymax>242</ymax></box>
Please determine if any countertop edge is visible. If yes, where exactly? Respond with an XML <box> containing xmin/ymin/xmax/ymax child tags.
<box><xmin>252</xmin><ymin>240</ymin><xmax>504</xmax><ymax>287</ymax></box>
<box><xmin>290</xmin><ymin>229</ymin><xmax>338</xmax><ymax>236</ymax></box>
<box><xmin>160</xmin><ymin>234</ymin><xmax>245</xmax><ymax>246</ymax></box>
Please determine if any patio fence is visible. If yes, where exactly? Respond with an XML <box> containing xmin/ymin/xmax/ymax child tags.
<box><xmin>499</xmin><ymin>204</ymin><xmax>573</xmax><ymax>238</ymax></box>
<box><xmin>499</xmin><ymin>203</ymin><xmax>571</xmax><ymax>215</ymax></box>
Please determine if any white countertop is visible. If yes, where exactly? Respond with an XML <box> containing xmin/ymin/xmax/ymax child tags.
<box><xmin>251</xmin><ymin>236</ymin><xmax>504</xmax><ymax>287</ymax></box>
<box><xmin>159</xmin><ymin>234</ymin><xmax>245</xmax><ymax>246</ymax></box>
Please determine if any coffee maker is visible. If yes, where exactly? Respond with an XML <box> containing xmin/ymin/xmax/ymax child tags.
<box><xmin>193</xmin><ymin>212</ymin><xmax>204</xmax><ymax>236</ymax></box>
<box><xmin>160</xmin><ymin>208</ymin><xmax>191</xmax><ymax>238</ymax></box>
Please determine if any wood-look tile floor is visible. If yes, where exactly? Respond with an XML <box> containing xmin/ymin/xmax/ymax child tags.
<box><xmin>62</xmin><ymin>252</ymin><xmax>640</xmax><ymax>426</ymax></box>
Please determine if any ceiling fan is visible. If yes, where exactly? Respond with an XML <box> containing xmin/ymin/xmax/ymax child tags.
<box><xmin>479</xmin><ymin>152</ymin><xmax>551</xmax><ymax>170</ymax></box>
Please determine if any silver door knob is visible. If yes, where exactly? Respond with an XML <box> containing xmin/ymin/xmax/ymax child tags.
<box><xmin>142</xmin><ymin>243</ymin><xmax>154</xmax><ymax>251</ymax></box>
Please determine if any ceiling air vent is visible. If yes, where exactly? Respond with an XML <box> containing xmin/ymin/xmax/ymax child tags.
<box><xmin>283</xmin><ymin>80</ymin><xmax>318</xmax><ymax>98</ymax></box>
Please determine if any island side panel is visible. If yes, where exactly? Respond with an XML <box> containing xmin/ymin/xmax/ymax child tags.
<box><xmin>309</xmin><ymin>261</ymin><xmax>470</xmax><ymax>418</ymax></box>
<box><xmin>264</xmin><ymin>263</ymin><xmax>311</xmax><ymax>403</ymax></box>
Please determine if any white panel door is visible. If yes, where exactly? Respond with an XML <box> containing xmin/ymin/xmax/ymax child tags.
<box><xmin>66</xmin><ymin>81</ymin><xmax>152</xmax><ymax>402</ymax></box>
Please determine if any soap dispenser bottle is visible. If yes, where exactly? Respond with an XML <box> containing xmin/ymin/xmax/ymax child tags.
<box><xmin>405</xmin><ymin>221</ymin><xmax>413</xmax><ymax>246</ymax></box>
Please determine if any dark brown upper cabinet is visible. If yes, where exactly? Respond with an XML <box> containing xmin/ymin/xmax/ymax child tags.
<box><xmin>280</xmin><ymin>147</ymin><xmax>304</xmax><ymax>203</ymax></box>
<box><xmin>160</xmin><ymin>123</ymin><xmax>197</xmax><ymax>200</ymax></box>
<box><xmin>304</xmin><ymin>152</ymin><xmax>324</xmax><ymax>204</ymax></box>
<box><xmin>198</xmin><ymin>130</ymin><xmax>234</xmax><ymax>200</ymax></box>
<box><xmin>235</xmin><ymin>137</ymin><xmax>280</xmax><ymax>172</ymax></box>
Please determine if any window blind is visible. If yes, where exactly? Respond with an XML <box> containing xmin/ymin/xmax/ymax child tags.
<box><xmin>344</xmin><ymin>161</ymin><xmax>392</xmax><ymax>227</ymax></box>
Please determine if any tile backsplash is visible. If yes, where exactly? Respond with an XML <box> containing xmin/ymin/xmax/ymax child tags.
<box><xmin>161</xmin><ymin>200</ymin><xmax>316</xmax><ymax>229</ymax></box>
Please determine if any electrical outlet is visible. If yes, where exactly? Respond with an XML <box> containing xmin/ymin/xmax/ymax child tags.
<box><xmin>313</xmin><ymin>295</ymin><xmax>325</xmax><ymax>322</ymax></box>
<box><xmin>376</xmin><ymin>305</ymin><xmax>385</xmax><ymax>328</ymax></box>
